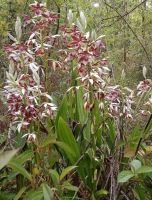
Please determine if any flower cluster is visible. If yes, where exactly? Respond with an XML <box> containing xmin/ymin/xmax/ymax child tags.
<box><xmin>61</xmin><ymin>22</ymin><xmax>152</xmax><ymax>119</ymax></box>
<box><xmin>4</xmin><ymin>1</ymin><xmax>152</xmax><ymax>135</ymax></box>
<box><xmin>137</xmin><ymin>79</ymin><xmax>152</xmax><ymax>95</ymax></box>
<box><xmin>4</xmin><ymin>2</ymin><xmax>58</xmax><ymax>132</ymax></box>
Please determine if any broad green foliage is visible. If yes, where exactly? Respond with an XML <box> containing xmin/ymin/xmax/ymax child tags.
<box><xmin>118</xmin><ymin>159</ymin><xmax>152</xmax><ymax>183</ymax></box>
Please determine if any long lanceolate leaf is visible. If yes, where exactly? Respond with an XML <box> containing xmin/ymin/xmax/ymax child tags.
<box><xmin>0</xmin><ymin>149</ymin><xmax>18</xmax><ymax>170</ymax></box>
<box><xmin>8</xmin><ymin>160</ymin><xmax>32</xmax><ymax>181</ymax></box>
<box><xmin>42</xmin><ymin>183</ymin><xmax>54</xmax><ymax>200</ymax></box>
<box><xmin>14</xmin><ymin>187</ymin><xmax>27</xmax><ymax>200</ymax></box>
<box><xmin>76</xmin><ymin>88</ymin><xmax>87</xmax><ymax>125</ymax></box>
<box><xmin>55</xmin><ymin>96</ymin><xmax>68</xmax><ymax>127</ymax></box>
<box><xmin>57</xmin><ymin>117</ymin><xmax>80</xmax><ymax>164</ymax></box>
<box><xmin>12</xmin><ymin>150</ymin><xmax>33</xmax><ymax>165</ymax></box>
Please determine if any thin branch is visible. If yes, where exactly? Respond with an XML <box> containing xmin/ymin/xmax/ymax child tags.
<box><xmin>101</xmin><ymin>0</ymin><xmax>147</xmax><ymax>22</ymax></box>
<box><xmin>121</xmin><ymin>190</ymin><xmax>131</xmax><ymax>200</ymax></box>
<box><xmin>102</xmin><ymin>0</ymin><xmax>151</xmax><ymax>66</ymax></box>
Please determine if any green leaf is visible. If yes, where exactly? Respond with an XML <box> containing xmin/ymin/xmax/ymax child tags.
<box><xmin>9</xmin><ymin>160</ymin><xmax>32</xmax><ymax>181</ymax></box>
<box><xmin>118</xmin><ymin>170</ymin><xmax>134</xmax><ymax>183</ymax></box>
<box><xmin>108</xmin><ymin>119</ymin><xmax>116</xmax><ymax>145</ymax></box>
<box><xmin>55</xmin><ymin>96</ymin><xmax>68</xmax><ymax>126</ymax></box>
<box><xmin>13</xmin><ymin>150</ymin><xmax>33</xmax><ymax>165</ymax></box>
<box><xmin>42</xmin><ymin>183</ymin><xmax>54</xmax><ymax>200</ymax></box>
<box><xmin>14</xmin><ymin>186</ymin><xmax>27</xmax><ymax>200</ymax></box>
<box><xmin>62</xmin><ymin>181</ymin><xmax>78</xmax><ymax>192</ymax></box>
<box><xmin>78</xmin><ymin>154</ymin><xmax>94</xmax><ymax>189</ymax></box>
<box><xmin>128</xmin><ymin>126</ymin><xmax>141</xmax><ymax>150</ymax></box>
<box><xmin>136</xmin><ymin>166</ymin><xmax>152</xmax><ymax>174</ymax></box>
<box><xmin>130</xmin><ymin>160</ymin><xmax>142</xmax><ymax>172</ymax></box>
<box><xmin>144</xmin><ymin>118</ymin><xmax>152</xmax><ymax>138</ymax></box>
<box><xmin>0</xmin><ymin>191</ymin><xmax>15</xmax><ymax>200</ymax></box>
<box><xmin>76</xmin><ymin>88</ymin><xmax>87</xmax><ymax>124</ymax></box>
<box><xmin>40</xmin><ymin>134</ymin><xmax>56</xmax><ymax>148</ymax></box>
<box><xmin>0</xmin><ymin>134</ymin><xmax>7</xmax><ymax>145</ymax></box>
<box><xmin>49</xmin><ymin>169</ymin><xmax>59</xmax><ymax>185</ymax></box>
<box><xmin>0</xmin><ymin>149</ymin><xmax>18</xmax><ymax>170</ymax></box>
<box><xmin>55</xmin><ymin>141</ymin><xmax>76</xmax><ymax>164</ymax></box>
<box><xmin>41</xmin><ymin>135</ymin><xmax>77</xmax><ymax>164</ymax></box>
<box><xmin>83</xmin><ymin>118</ymin><xmax>91</xmax><ymax>141</ymax></box>
<box><xmin>57</xmin><ymin>117</ymin><xmax>80</xmax><ymax>163</ymax></box>
<box><xmin>95</xmin><ymin>189</ymin><xmax>108</xmax><ymax>198</ymax></box>
<box><xmin>134</xmin><ymin>184</ymin><xmax>146</xmax><ymax>200</ymax></box>
<box><xmin>27</xmin><ymin>188</ymin><xmax>43</xmax><ymax>200</ymax></box>
<box><xmin>60</xmin><ymin>166</ymin><xmax>77</xmax><ymax>181</ymax></box>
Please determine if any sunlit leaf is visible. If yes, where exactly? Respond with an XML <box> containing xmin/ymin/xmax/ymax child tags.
<box><xmin>95</xmin><ymin>189</ymin><xmax>108</xmax><ymax>198</ymax></box>
<box><xmin>49</xmin><ymin>169</ymin><xmax>59</xmax><ymax>185</ymax></box>
<box><xmin>42</xmin><ymin>183</ymin><xmax>54</xmax><ymax>200</ymax></box>
<box><xmin>9</xmin><ymin>160</ymin><xmax>32</xmax><ymax>181</ymax></box>
<box><xmin>15</xmin><ymin>17</ymin><xmax>22</xmax><ymax>41</ymax></box>
<box><xmin>136</xmin><ymin>166</ymin><xmax>152</xmax><ymax>174</ymax></box>
<box><xmin>14</xmin><ymin>187</ymin><xmax>27</xmax><ymax>200</ymax></box>
<box><xmin>12</xmin><ymin>150</ymin><xmax>33</xmax><ymax>165</ymax></box>
<box><xmin>0</xmin><ymin>149</ymin><xmax>18</xmax><ymax>170</ymax></box>
<box><xmin>118</xmin><ymin>170</ymin><xmax>134</xmax><ymax>183</ymax></box>
<box><xmin>62</xmin><ymin>181</ymin><xmax>78</xmax><ymax>192</ymax></box>
<box><xmin>130</xmin><ymin>160</ymin><xmax>142</xmax><ymax>172</ymax></box>
<box><xmin>27</xmin><ymin>188</ymin><xmax>43</xmax><ymax>200</ymax></box>
<box><xmin>57</xmin><ymin>117</ymin><xmax>80</xmax><ymax>163</ymax></box>
<box><xmin>60</xmin><ymin>166</ymin><xmax>77</xmax><ymax>181</ymax></box>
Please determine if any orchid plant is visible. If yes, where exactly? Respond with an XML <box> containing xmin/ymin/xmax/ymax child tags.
<box><xmin>1</xmin><ymin>1</ymin><xmax>152</xmax><ymax>200</ymax></box>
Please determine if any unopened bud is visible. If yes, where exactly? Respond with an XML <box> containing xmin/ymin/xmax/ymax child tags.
<box><xmin>121</xmin><ymin>69</ymin><xmax>126</xmax><ymax>80</ymax></box>
<box><xmin>83</xmin><ymin>102</ymin><xmax>94</xmax><ymax>110</ymax></box>
<box><xmin>99</xmin><ymin>102</ymin><xmax>104</xmax><ymax>111</ymax></box>
<box><xmin>143</xmin><ymin>66</ymin><xmax>147</xmax><ymax>79</ymax></box>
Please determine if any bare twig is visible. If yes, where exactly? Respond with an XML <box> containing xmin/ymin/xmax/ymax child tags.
<box><xmin>101</xmin><ymin>0</ymin><xmax>147</xmax><ymax>22</ymax></box>
<box><xmin>121</xmin><ymin>190</ymin><xmax>131</xmax><ymax>200</ymax></box>
<box><xmin>102</xmin><ymin>0</ymin><xmax>151</xmax><ymax>66</ymax></box>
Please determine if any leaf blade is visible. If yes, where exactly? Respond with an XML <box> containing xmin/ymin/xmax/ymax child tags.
<box><xmin>118</xmin><ymin>170</ymin><xmax>134</xmax><ymax>183</ymax></box>
<box><xmin>0</xmin><ymin>149</ymin><xmax>18</xmax><ymax>170</ymax></box>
